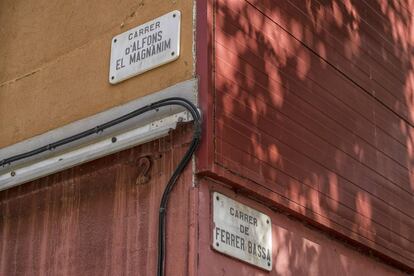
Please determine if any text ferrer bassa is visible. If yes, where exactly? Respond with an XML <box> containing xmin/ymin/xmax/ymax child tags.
<box><xmin>213</xmin><ymin>192</ymin><xmax>272</xmax><ymax>271</ymax></box>
<box><xmin>109</xmin><ymin>10</ymin><xmax>181</xmax><ymax>84</ymax></box>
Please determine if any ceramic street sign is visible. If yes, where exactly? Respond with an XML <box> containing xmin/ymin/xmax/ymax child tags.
<box><xmin>109</xmin><ymin>10</ymin><xmax>181</xmax><ymax>84</ymax></box>
<box><xmin>212</xmin><ymin>192</ymin><xmax>272</xmax><ymax>271</ymax></box>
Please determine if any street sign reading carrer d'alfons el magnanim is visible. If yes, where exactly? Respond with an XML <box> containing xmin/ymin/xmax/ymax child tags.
<box><xmin>109</xmin><ymin>10</ymin><xmax>181</xmax><ymax>84</ymax></box>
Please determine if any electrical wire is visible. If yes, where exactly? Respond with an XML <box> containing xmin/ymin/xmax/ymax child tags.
<box><xmin>156</xmin><ymin>99</ymin><xmax>201</xmax><ymax>276</ymax></box>
<box><xmin>0</xmin><ymin>97</ymin><xmax>202</xmax><ymax>276</ymax></box>
<box><xmin>0</xmin><ymin>97</ymin><xmax>201</xmax><ymax>166</ymax></box>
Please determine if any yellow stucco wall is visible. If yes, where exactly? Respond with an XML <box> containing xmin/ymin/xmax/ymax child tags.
<box><xmin>0</xmin><ymin>0</ymin><xmax>194</xmax><ymax>148</ymax></box>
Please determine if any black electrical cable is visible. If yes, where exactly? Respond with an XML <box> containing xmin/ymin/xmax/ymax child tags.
<box><xmin>0</xmin><ymin>97</ymin><xmax>202</xmax><ymax>276</ymax></box>
<box><xmin>156</xmin><ymin>99</ymin><xmax>201</xmax><ymax>276</ymax></box>
<box><xmin>0</xmin><ymin>97</ymin><xmax>201</xmax><ymax>167</ymax></box>
<box><xmin>156</xmin><ymin>129</ymin><xmax>200</xmax><ymax>276</ymax></box>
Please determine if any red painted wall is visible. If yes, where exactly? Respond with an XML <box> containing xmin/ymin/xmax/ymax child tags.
<box><xmin>196</xmin><ymin>179</ymin><xmax>406</xmax><ymax>275</ymax></box>
<box><xmin>0</xmin><ymin>126</ymin><xmax>196</xmax><ymax>276</ymax></box>
<box><xmin>197</xmin><ymin>0</ymin><xmax>414</xmax><ymax>270</ymax></box>
<box><xmin>2</xmin><ymin>0</ymin><xmax>414</xmax><ymax>274</ymax></box>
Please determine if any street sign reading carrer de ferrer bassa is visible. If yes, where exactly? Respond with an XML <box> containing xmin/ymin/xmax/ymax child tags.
<box><xmin>213</xmin><ymin>192</ymin><xmax>272</xmax><ymax>271</ymax></box>
<box><xmin>109</xmin><ymin>10</ymin><xmax>181</xmax><ymax>84</ymax></box>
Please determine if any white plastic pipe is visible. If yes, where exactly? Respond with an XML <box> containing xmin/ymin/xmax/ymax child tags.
<box><xmin>0</xmin><ymin>111</ymin><xmax>192</xmax><ymax>191</ymax></box>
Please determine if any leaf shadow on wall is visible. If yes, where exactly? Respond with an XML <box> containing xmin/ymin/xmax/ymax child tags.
<box><xmin>214</xmin><ymin>0</ymin><xmax>414</xmax><ymax>274</ymax></box>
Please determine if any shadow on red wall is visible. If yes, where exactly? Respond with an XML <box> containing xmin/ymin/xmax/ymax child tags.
<box><xmin>213</xmin><ymin>0</ymin><xmax>414</xmax><ymax>272</ymax></box>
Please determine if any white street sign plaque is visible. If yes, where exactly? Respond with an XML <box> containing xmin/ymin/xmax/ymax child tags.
<box><xmin>213</xmin><ymin>192</ymin><xmax>272</xmax><ymax>271</ymax></box>
<box><xmin>109</xmin><ymin>10</ymin><xmax>181</xmax><ymax>84</ymax></box>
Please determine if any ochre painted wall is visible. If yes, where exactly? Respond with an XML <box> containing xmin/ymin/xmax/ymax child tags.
<box><xmin>0</xmin><ymin>0</ymin><xmax>195</xmax><ymax>148</ymax></box>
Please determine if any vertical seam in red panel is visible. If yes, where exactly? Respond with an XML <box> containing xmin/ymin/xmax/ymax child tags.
<box><xmin>195</xmin><ymin>0</ymin><xmax>215</xmax><ymax>173</ymax></box>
